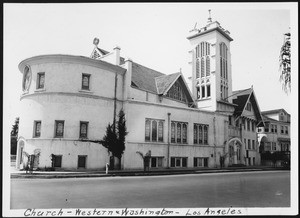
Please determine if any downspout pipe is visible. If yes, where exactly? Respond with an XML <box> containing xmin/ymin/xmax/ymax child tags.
<box><xmin>167</xmin><ymin>112</ymin><xmax>171</xmax><ymax>168</ymax></box>
<box><xmin>113</xmin><ymin>72</ymin><xmax>118</xmax><ymax>132</ymax></box>
<box><xmin>213</xmin><ymin>116</ymin><xmax>217</xmax><ymax>168</ymax></box>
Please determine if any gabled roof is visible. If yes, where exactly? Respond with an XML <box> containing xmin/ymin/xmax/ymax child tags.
<box><xmin>232</xmin><ymin>87</ymin><xmax>264</xmax><ymax>127</ymax></box>
<box><xmin>261</xmin><ymin>108</ymin><xmax>290</xmax><ymax>116</ymax></box>
<box><xmin>131</xmin><ymin>62</ymin><xmax>194</xmax><ymax>104</ymax></box>
<box><xmin>232</xmin><ymin>88</ymin><xmax>252</xmax><ymax>116</ymax></box>
<box><xmin>262</xmin><ymin>114</ymin><xmax>280</xmax><ymax>123</ymax></box>
<box><xmin>131</xmin><ymin>62</ymin><xmax>164</xmax><ymax>93</ymax></box>
<box><xmin>155</xmin><ymin>73</ymin><xmax>181</xmax><ymax>95</ymax></box>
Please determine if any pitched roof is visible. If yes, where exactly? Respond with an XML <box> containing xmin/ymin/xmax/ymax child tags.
<box><xmin>261</xmin><ymin>108</ymin><xmax>290</xmax><ymax>116</ymax></box>
<box><xmin>155</xmin><ymin>73</ymin><xmax>181</xmax><ymax>94</ymax></box>
<box><xmin>232</xmin><ymin>87</ymin><xmax>264</xmax><ymax>127</ymax></box>
<box><xmin>96</xmin><ymin>47</ymin><xmax>110</xmax><ymax>55</ymax></box>
<box><xmin>131</xmin><ymin>62</ymin><xmax>164</xmax><ymax>93</ymax></box>
<box><xmin>232</xmin><ymin>88</ymin><xmax>252</xmax><ymax>116</ymax></box>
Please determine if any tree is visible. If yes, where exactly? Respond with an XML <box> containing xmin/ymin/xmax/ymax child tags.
<box><xmin>136</xmin><ymin>150</ymin><xmax>151</xmax><ymax>171</ymax></box>
<box><xmin>10</xmin><ymin>117</ymin><xmax>19</xmax><ymax>155</ymax></box>
<box><xmin>80</xmin><ymin>109</ymin><xmax>128</xmax><ymax>170</ymax></box>
<box><xmin>279</xmin><ymin>32</ymin><xmax>291</xmax><ymax>93</ymax></box>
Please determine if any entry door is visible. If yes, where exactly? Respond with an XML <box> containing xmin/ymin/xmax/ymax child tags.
<box><xmin>78</xmin><ymin>155</ymin><xmax>87</xmax><ymax>168</ymax></box>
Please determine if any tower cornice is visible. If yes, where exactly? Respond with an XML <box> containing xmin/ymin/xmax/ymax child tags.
<box><xmin>187</xmin><ymin>27</ymin><xmax>233</xmax><ymax>42</ymax></box>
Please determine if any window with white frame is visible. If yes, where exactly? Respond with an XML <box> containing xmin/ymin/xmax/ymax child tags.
<box><xmin>145</xmin><ymin>119</ymin><xmax>164</xmax><ymax>142</ymax></box>
<box><xmin>55</xmin><ymin>120</ymin><xmax>64</xmax><ymax>138</ymax></box>
<box><xmin>37</xmin><ymin>72</ymin><xmax>45</xmax><ymax>89</ymax></box>
<box><xmin>79</xmin><ymin>121</ymin><xmax>89</xmax><ymax>138</ymax></box>
<box><xmin>195</xmin><ymin>42</ymin><xmax>211</xmax><ymax>100</ymax></box>
<box><xmin>252</xmin><ymin>140</ymin><xmax>255</xmax><ymax>150</ymax></box>
<box><xmin>285</xmin><ymin>126</ymin><xmax>288</xmax><ymax>134</ymax></box>
<box><xmin>82</xmin><ymin>73</ymin><xmax>91</xmax><ymax>90</ymax></box>
<box><xmin>170</xmin><ymin>157</ymin><xmax>188</xmax><ymax>168</ymax></box>
<box><xmin>194</xmin><ymin>157</ymin><xmax>209</xmax><ymax>167</ymax></box>
<box><xmin>33</xmin><ymin>121</ymin><xmax>41</xmax><ymax>138</ymax></box>
<box><xmin>220</xmin><ymin>42</ymin><xmax>228</xmax><ymax>100</ymax></box>
<box><xmin>265</xmin><ymin>123</ymin><xmax>269</xmax><ymax>132</ymax></box>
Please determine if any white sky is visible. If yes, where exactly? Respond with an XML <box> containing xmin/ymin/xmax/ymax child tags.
<box><xmin>3</xmin><ymin>3</ymin><xmax>298</xmax><ymax>126</ymax></box>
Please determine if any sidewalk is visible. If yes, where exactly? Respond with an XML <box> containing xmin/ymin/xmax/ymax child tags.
<box><xmin>10</xmin><ymin>165</ymin><xmax>289</xmax><ymax>179</ymax></box>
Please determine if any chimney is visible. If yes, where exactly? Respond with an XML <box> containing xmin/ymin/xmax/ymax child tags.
<box><xmin>114</xmin><ymin>46</ymin><xmax>121</xmax><ymax>65</ymax></box>
<box><xmin>123</xmin><ymin>58</ymin><xmax>132</xmax><ymax>100</ymax></box>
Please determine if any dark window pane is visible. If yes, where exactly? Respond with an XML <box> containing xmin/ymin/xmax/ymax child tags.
<box><xmin>177</xmin><ymin>123</ymin><xmax>181</xmax><ymax>143</ymax></box>
<box><xmin>55</xmin><ymin>121</ymin><xmax>64</xmax><ymax>137</ymax></box>
<box><xmin>204</xmin><ymin>158</ymin><xmax>208</xmax><ymax>167</ymax></box>
<box><xmin>171</xmin><ymin>122</ymin><xmax>175</xmax><ymax>143</ymax></box>
<box><xmin>78</xmin><ymin>156</ymin><xmax>86</xmax><ymax>168</ymax></box>
<box><xmin>182</xmin><ymin>158</ymin><xmax>187</xmax><ymax>167</ymax></box>
<box><xmin>82</xmin><ymin>74</ymin><xmax>90</xmax><ymax>90</ymax></box>
<box><xmin>151</xmin><ymin>158</ymin><xmax>157</xmax><ymax>168</ymax></box>
<box><xmin>145</xmin><ymin>120</ymin><xmax>150</xmax><ymax>141</ymax></box>
<box><xmin>54</xmin><ymin>155</ymin><xmax>62</xmax><ymax>168</ymax></box>
<box><xmin>171</xmin><ymin>158</ymin><xmax>175</xmax><ymax>167</ymax></box>
<box><xmin>152</xmin><ymin>120</ymin><xmax>157</xmax><ymax>141</ymax></box>
<box><xmin>176</xmin><ymin>158</ymin><xmax>181</xmax><ymax>167</ymax></box>
<box><xmin>158</xmin><ymin>121</ymin><xmax>163</xmax><ymax>142</ymax></box>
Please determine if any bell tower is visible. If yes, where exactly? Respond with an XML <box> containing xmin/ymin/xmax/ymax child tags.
<box><xmin>187</xmin><ymin>11</ymin><xmax>236</xmax><ymax>113</ymax></box>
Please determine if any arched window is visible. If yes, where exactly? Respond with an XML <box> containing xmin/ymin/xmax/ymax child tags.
<box><xmin>145</xmin><ymin>119</ymin><xmax>151</xmax><ymax>141</ymax></box>
<box><xmin>193</xmin><ymin>124</ymin><xmax>198</xmax><ymax>144</ymax></box>
<box><xmin>206</xmin><ymin>56</ymin><xmax>210</xmax><ymax>76</ymax></box>
<box><xmin>196</xmin><ymin>59</ymin><xmax>200</xmax><ymax>78</ymax></box>
<box><xmin>201</xmin><ymin>57</ymin><xmax>205</xmax><ymax>78</ymax></box>
<box><xmin>171</xmin><ymin>122</ymin><xmax>175</xmax><ymax>143</ymax></box>
<box><xmin>199</xmin><ymin>125</ymin><xmax>203</xmax><ymax>144</ymax></box>
<box><xmin>220</xmin><ymin>42</ymin><xmax>228</xmax><ymax>80</ymax></box>
<box><xmin>204</xmin><ymin>125</ymin><xmax>208</xmax><ymax>144</ymax></box>
<box><xmin>158</xmin><ymin>121</ymin><xmax>164</xmax><ymax>142</ymax></box>
<box><xmin>152</xmin><ymin>120</ymin><xmax>157</xmax><ymax>141</ymax></box>
<box><xmin>182</xmin><ymin>124</ymin><xmax>187</xmax><ymax>143</ymax></box>
<box><xmin>177</xmin><ymin>123</ymin><xmax>182</xmax><ymax>143</ymax></box>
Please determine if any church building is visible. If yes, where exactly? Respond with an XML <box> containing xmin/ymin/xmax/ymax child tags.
<box><xmin>16</xmin><ymin>15</ymin><xmax>264</xmax><ymax>170</ymax></box>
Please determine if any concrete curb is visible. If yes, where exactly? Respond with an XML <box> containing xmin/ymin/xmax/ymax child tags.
<box><xmin>10</xmin><ymin>167</ymin><xmax>289</xmax><ymax>179</ymax></box>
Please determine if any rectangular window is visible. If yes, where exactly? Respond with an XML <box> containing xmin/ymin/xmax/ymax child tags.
<box><xmin>171</xmin><ymin>122</ymin><xmax>175</xmax><ymax>143</ymax></box>
<box><xmin>177</xmin><ymin>123</ymin><xmax>181</xmax><ymax>143</ymax></box>
<box><xmin>78</xmin><ymin>155</ymin><xmax>87</xmax><ymax>168</ymax></box>
<box><xmin>33</xmin><ymin>121</ymin><xmax>41</xmax><ymax>137</ymax></box>
<box><xmin>244</xmin><ymin>139</ymin><xmax>247</xmax><ymax>149</ymax></box>
<box><xmin>285</xmin><ymin>126</ymin><xmax>288</xmax><ymax>134</ymax></box>
<box><xmin>53</xmin><ymin>155</ymin><xmax>62</xmax><ymax>168</ymax></box>
<box><xmin>248</xmin><ymin>139</ymin><xmax>251</xmax><ymax>149</ymax></box>
<box><xmin>196</xmin><ymin>87</ymin><xmax>200</xmax><ymax>99</ymax></box>
<box><xmin>171</xmin><ymin>157</ymin><xmax>187</xmax><ymax>168</ymax></box>
<box><xmin>243</xmin><ymin>119</ymin><xmax>245</xmax><ymax>130</ymax></box>
<box><xmin>220</xmin><ymin>85</ymin><xmax>223</xmax><ymax>99</ymax></box>
<box><xmin>82</xmin><ymin>74</ymin><xmax>91</xmax><ymax>90</ymax></box>
<box><xmin>246</xmin><ymin>102</ymin><xmax>251</xmax><ymax>111</ymax></box>
<box><xmin>272</xmin><ymin>142</ymin><xmax>277</xmax><ymax>151</ymax></box>
<box><xmin>171</xmin><ymin>121</ymin><xmax>188</xmax><ymax>144</ymax></box>
<box><xmin>79</xmin><ymin>121</ymin><xmax>89</xmax><ymax>138</ymax></box>
<box><xmin>271</xmin><ymin>124</ymin><xmax>274</xmax><ymax>133</ymax></box>
<box><xmin>281</xmin><ymin>126</ymin><xmax>284</xmax><ymax>134</ymax></box>
<box><xmin>193</xmin><ymin>125</ymin><xmax>198</xmax><ymax>144</ymax></box>
<box><xmin>229</xmin><ymin>116</ymin><xmax>232</xmax><ymax>125</ymax></box>
<box><xmin>55</xmin><ymin>120</ymin><xmax>64</xmax><ymax>137</ymax></box>
<box><xmin>265</xmin><ymin>123</ymin><xmax>269</xmax><ymax>132</ymax></box>
<box><xmin>194</xmin><ymin>157</ymin><xmax>209</xmax><ymax>167</ymax></box>
<box><xmin>252</xmin><ymin>140</ymin><xmax>255</xmax><ymax>150</ymax></box>
<box><xmin>37</xmin><ymin>72</ymin><xmax>45</xmax><ymax>89</ymax></box>
<box><xmin>247</xmin><ymin>120</ymin><xmax>250</xmax><ymax>131</ymax></box>
<box><xmin>145</xmin><ymin>119</ymin><xmax>164</xmax><ymax>142</ymax></box>
<box><xmin>201</xmin><ymin>86</ymin><xmax>205</xmax><ymax>98</ymax></box>
<box><xmin>252</xmin><ymin>121</ymin><xmax>255</xmax><ymax>132</ymax></box>
<box><xmin>207</xmin><ymin>85</ymin><xmax>211</xmax><ymax>97</ymax></box>
<box><xmin>203</xmin><ymin>126</ymin><xmax>208</xmax><ymax>144</ymax></box>
<box><xmin>274</xmin><ymin>125</ymin><xmax>277</xmax><ymax>133</ymax></box>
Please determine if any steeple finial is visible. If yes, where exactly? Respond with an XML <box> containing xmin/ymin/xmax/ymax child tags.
<box><xmin>208</xmin><ymin>9</ymin><xmax>212</xmax><ymax>23</ymax></box>
<box><xmin>93</xmin><ymin>37</ymin><xmax>99</xmax><ymax>47</ymax></box>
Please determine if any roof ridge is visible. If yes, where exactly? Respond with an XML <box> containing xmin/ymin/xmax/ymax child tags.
<box><xmin>132</xmin><ymin>61</ymin><xmax>165</xmax><ymax>76</ymax></box>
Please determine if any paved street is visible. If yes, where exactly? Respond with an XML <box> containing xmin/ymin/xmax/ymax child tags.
<box><xmin>11</xmin><ymin>171</ymin><xmax>290</xmax><ymax>209</ymax></box>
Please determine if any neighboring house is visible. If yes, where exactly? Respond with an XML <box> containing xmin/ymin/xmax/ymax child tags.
<box><xmin>230</xmin><ymin>88</ymin><xmax>264</xmax><ymax>166</ymax></box>
<box><xmin>16</xmin><ymin>17</ymin><xmax>263</xmax><ymax>170</ymax></box>
<box><xmin>257</xmin><ymin>109</ymin><xmax>290</xmax><ymax>166</ymax></box>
